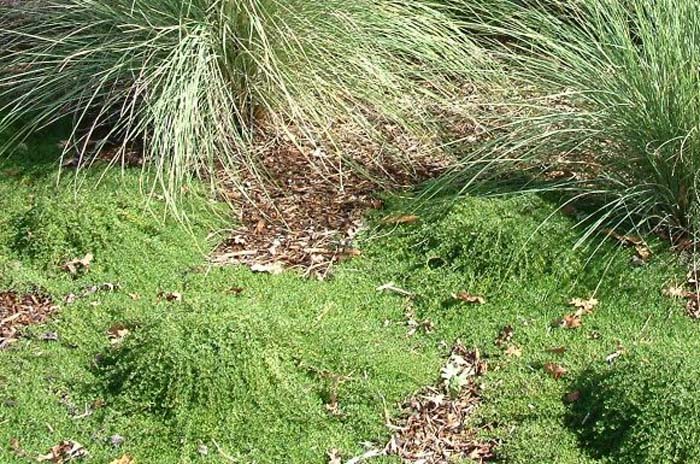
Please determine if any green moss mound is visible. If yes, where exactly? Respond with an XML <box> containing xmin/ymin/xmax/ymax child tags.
<box><xmin>573</xmin><ymin>348</ymin><xmax>700</xmax><ymax>463</ymax></box>
<box><xmin>97</xmin><ymin>308</ymin><xmax>323</xmax><ymax>442</ymax></box>
<box><xmin>409</xmin><ymin>195</ymin><xmax>581</xmax><ymax>281</ymax></box>
<box><xmin>10</xmin><ymin>194</ymin><xmax>155</xmax><ymax>267</ymax></box>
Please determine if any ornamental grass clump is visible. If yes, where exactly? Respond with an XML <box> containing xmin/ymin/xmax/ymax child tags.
<box><xmin>0</xmin><ymin>0</ymin><xmax>484</xmax><ymax>197</ymax></box>
<box><xmin>459</xmin><ymin>0</ymin><xmax>700</xmax><ymax>237</ymax></box>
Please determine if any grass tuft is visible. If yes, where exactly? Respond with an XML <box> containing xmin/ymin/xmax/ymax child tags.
<box><xmin>456</xmin><ymin>0</ymin><xmax>700</xmax><ymax>237</ymax></box>
<box><xmin>0</xmin><ymin>0</ymin><xmax>486</xmax><ymax>199</ymax></box>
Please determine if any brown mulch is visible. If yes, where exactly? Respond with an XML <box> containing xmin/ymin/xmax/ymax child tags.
<box><xmin>0</xmin><ymin>290</ymin><xmax>58</xmax><ymax>349</ymax></box>
<box><xmin>212</xmin><ymin>140</ymin><xmax>451</xmax><ymax>279</ymax></box>
<box><xmin>384</xmin><ymin>345</ymin><xmax>497</xmax><ymax>463</ymax></box>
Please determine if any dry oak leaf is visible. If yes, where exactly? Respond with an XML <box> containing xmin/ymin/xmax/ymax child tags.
<box><xmin>381</xmin><ymin>214</ymin><xmax>419</xmax><ymax>225</ymax></box>
<box><xmin>564</xmin><ymin>390</ymin><xmax>581</xmax><ymax>403</ymax></box>
<box><xmin>107</xmin><ymin>324</ymin><xmax>130</xmax><ymax>345</ymax></box>
<box><xmin>37</xmin><ymin>440</ymin><xmax>87</xmax><ymax>463</ymax></box>
<box><xmin>504</xmin><ymin>345</ymin><xmax>522</xmax><ymax>357</ymax></box>
<box><xmin>453</xmin><ymin>292</ymin><xmax>486</xmax><ymax>305</ymax></box>
<box><xmin>558</xmin><ymin>314</ymin><xmax>582</xmax><ymax>329</ymax></box>
<box><xmin>62</xmin><ymin>253</ymin><xmax>93</xmax><ymax>276</ymax></box>
<box><xmin>544</xmin><ymin>363</ymin><xmax>567</xmax><ymax>380</ymax></box>
<box><xmin>109</xmin><ymin>455</ymin><xmax>135</xmax><ymax>464</ymax></box>
<box><xmin>569</xmin><ymin>297</ymin><xmax>598</xmax><ymax>315</ymax></box>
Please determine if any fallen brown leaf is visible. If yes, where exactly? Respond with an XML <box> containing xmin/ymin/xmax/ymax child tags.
<box><xmin>107</xmin><ymin>324</ymin><xmax>130</xmax><ymax>345</ymax></box>
<box><xmin>546</xmin><ymin>346</ymin><xmax>567</xmax><ymax>355</ymax></box>
<box><xmin>387</xmin><ymin>344</ymin><xmax>494</xmax><ymax>462</ymax></box>
<box><xmin>558</xmin><ymin>314</ymin><xmax>582</xmax><ymax>329</ymax></box>
<box><xmin>453</xmin><ymin>292</ymin><xmax>486</xmax><ymax>305</ymax></box>
<box><xmin>1</xmin><ymin>291</ymin><xmax>58</xmax><ymax>349</ymax></box>
<box><xmin>569</xmin><ymin>297</ymin><xmax>598</xmax><ymax>315</ymax></box>
<box><xmin>62</xmin><ymin>253</ymin><xmax>93</xmax><ymax>276</ymax></box>
<box><xmin>381</xmin><ymin>214</ymin><xmax>419</xmax><ymax>225</ymax></box>
<box><xmin>37</xmin><ymin>440</ymin><xmax>87</xmax><ymax>463</ymax></box>
<box><xmin>635</xmin><ymin>244</ymin><xmax>652</xmax><ymax>262</ymax></box>
<box><xmin>688</xmin><ymin>297</ymin><xmax>700</xmax><ymax>319</ymax></box>
<box><xmin>544</xmin><ymin>363</ymin><xmax>567</xmax><ymax>380</ymax></box>
<box><xmin>159</xmin><ymin>291</ymin><xmax>182</xmax><ymax>302</ymax></box>
<box><xmin>564</xmin><ymin>390</ymin><xmax>581</xmax><ymax>403</ymax></box>
<box><xmin>504</xmin><ymin>345</ymin><xmax>522</xmax><ymax>357</ymax></box>
<box><xmin>211</xmin><ymin>141</ymin><xmax>447</xmax><ymax>279</ymax></box>
<box><xmin>109</xmin><ymin>455</ymin><xmax>135</xmax><ymax>464</ymax></box>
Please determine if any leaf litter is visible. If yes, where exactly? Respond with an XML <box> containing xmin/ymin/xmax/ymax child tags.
<box><xmin>1</xmin><ymin>290</ymin><xmax>58</xmax><ymax>350</ymax></box>
<box><xmin>37</xmin><ymin>440</ymin><xmax>87</xmax><ymax>463</ymax></box>
<box><xmin>554</xmin><ymin>296</ymin><xmax>598</xmax><ymax>329</ymax></box>
<box><xmin>212</xmin><ymin>139</ymin><xmax>448</xmax><ymax>279</ymax></box>
<box><xmin>383</xmin><ymin>343</ymin><xmax>496</xmax><ymax>463</ymax></box>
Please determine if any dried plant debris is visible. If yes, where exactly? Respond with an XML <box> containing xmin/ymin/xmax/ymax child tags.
<box><xmin>665</xmin><ymin>270</ymin><xmax>700</xmax><ymax>319</ymax></box>
<box><xmin>64</xmin><ymin>282</ymin><xmax>120</xmax><ymax>304</ymax></box>
<box><xmin>603</xmin><ymin>229</ymin><xmax>652</xmax><ymax>265</ymax></box>
<box><xmin>37</xmin><ymin>440</ymin><xmax>87</xmax><ymax>463</ymax></box>
<box><xmin>452</xmin><ymin>292</ymin><xmax>486</xmax><ymax>305</ymax></box>
<box><xmin>61</xmin><ymin>253</ymin><xmax>93</xmax><ymax>277</ymax></box>
<box><xmin>1</xmin><ymin>290</ymin><xmax>58</xmax><ymax>350</ymax></box>
<box><xmin>385</xmin><ymin>344</ymin><xmax>496</xmax><ymax>463</ymax></box>
<box><xmin>554</xmin><ymin>296</ymin><xmax>599</xmax><ymax>329</ymax></box>
<box><xmin>544</xmin><ymin>362</ymin><xmax>567</xmax><ymax>380</ymax></box>
<box><xmin>212</xmin><ymin>140</ymin><xmax>448</xmax><ymax>279</ymax></box>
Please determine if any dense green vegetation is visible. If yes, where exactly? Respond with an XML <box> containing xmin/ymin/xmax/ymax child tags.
<box><xmin>2</xmin><ymin>0</ymin><xmax>700</xmax><ymax>462</ymax></box>
<box><xmin>1</xmin><ymin>136</ymin><xmax>697</xmax><ymax>463</ymax></box>
<box><xmin>570</xmin><ymin>348</ymin><xmax>700</xmax><ymax>463</ymax></box>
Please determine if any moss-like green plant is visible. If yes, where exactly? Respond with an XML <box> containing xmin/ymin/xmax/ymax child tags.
<box><xmin>10</xmin><ymin>193</ymin><xmax>147</xmax><ymax>267</ymax></box>
<box><xmin>97</xmin><ymin>308</ymin><xmax>323</xmax><ymax>442</ymax></box>
<box><xmin>571</xmin><ymin>348</ymin><xmax>700</xmax><ymax>463</ymax></box>
<box><xmin>407</xmin><ymin>195</ymin><xmax>582</xmax><ymax>281</ymax></box>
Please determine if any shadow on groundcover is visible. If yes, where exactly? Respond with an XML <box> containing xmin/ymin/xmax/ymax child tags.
<box><xmin>564</xmin><ymin>367</ymin><xmax>633</xmax><ymax>461</ymax></box>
